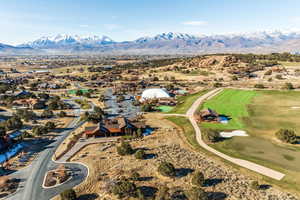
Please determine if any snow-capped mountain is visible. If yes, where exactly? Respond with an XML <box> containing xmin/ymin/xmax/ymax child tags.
<box><xmin>3</xmin><ymin>30</ymin><xmax>300</xmax><ymax>54</ymax></box>
<box><xmin>20</xmin><ymin>34</ymin><xmax>115</xmax><ymax>48</ymax></box>
<box><xmin>135</xmin><ymin>32</ymin><xmax>199</xmax><ymax>43</ymax></box>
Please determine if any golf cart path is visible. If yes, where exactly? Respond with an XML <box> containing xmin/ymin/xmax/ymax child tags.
<box><xmin>184</xmin><ymin>88</ymin><xmax>285</xmax><ymax>180</ymax></box>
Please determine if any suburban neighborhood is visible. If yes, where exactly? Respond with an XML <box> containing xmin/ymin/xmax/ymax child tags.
<box><xmin>1</xmin><ymin>1</ymin><xmax>300</xmax><ymax>200</ymax></box>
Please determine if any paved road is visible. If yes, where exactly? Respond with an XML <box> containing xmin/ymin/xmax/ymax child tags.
<box><xmin>185</xmin><ymin>88</ymin><xmax>285</xmax><ymax>180</ymax></box>
<box><xmin>6</xmin><ymin>102</ymin><xmax>88</xmax><ymax>200</ymax></box>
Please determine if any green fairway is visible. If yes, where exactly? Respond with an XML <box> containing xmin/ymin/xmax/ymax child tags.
<box><xmin>157</xmin><ymin>105</ymin><xmax>173</xmax><ymax>112</ymax></box>
<box><xmin>169</xmin><ymin>90</ymin><xmax>209</xmax><ymax>114</ymax></box>
<box><xmin>200</xmin><ymin>89</ymin><xmax>300</xmax><ymax>194</ymax></box>
<box><xmin>201</xmin><ymin>89</ymin><xmax>257</xmax><ymax>130</ymax></box>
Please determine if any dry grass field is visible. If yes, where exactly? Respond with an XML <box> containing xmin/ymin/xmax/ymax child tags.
<box><xmin>65</xmin><ymin>113</ymin><xmax>299</xmax><ymax>200</ymax></box>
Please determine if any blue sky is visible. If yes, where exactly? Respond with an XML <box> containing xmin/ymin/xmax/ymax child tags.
<box><xmin>1</xmin><ymin>0</ymin><xmax>300</xmax><ymax>45</ymax></box>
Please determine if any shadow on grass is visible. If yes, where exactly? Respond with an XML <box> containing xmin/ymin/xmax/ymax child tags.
<box><xmin>135</xmin><ymin>176</ymin><xmax>154</xmax><ymax>182</ymax></box>
<box><xmin>176</xmin><ymin>168</ymin><xmax>194</xmax><ymax>178</ymax></box>
<box><xmin>204</xmin><ymin>178</ymin><xmax>223</xmax><ymax>187</ymax></box>
<box><xmin>260</xmin><ymin>184</ymin><xmax>272</xmax><ymax>190</ymax></box>
<box><xmin>138</xmin><ymin>186</ymin><xmax>158</xmax><ymax>198</ymax></box>
<box><xmin>207</xmin><ymin>192</ymin><xmax>228</xmax><ymax>200</ymax></box>
<box><xmin>77</xmin><ymin>193</ymin><xmax>99</xmax><ymax>200</ymax></box>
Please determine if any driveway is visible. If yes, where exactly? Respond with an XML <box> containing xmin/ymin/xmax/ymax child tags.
<box><xmin>5</xmin><ymin>101</ymin><xmax>89</xmax><ymax>200</ymax></box>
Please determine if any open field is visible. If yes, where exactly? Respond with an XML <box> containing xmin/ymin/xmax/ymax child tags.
<box><xmin>199</xmin><ymin>89</ymin><xmax>300</xmax><ymax>194</ymax></box>
<box><xmin>169</xmin><ymin>90</ymin><xmax>209</xmax><ymax>114</ymax></box>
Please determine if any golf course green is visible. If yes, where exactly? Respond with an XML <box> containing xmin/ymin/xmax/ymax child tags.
<box><xmin>200</xmin><ymin>89</ymin><xmax>300</xmax><ymax>194</ymax></box>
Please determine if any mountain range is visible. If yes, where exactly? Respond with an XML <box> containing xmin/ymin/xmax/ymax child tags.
<box><xmin>1</xmin><ymin>31</ymin><xmax>300</xmax><ymax>55</ymax></box>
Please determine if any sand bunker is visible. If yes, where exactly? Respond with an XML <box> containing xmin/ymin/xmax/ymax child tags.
<box><xmin>220</xmin><ymin>130</ymin><xmax>248</xmax><ymax>138</ymax></box>
<box><xmin>291</xmin><ymin>106</ymin><xmax>300</xmax><ymax>109</ymax></box>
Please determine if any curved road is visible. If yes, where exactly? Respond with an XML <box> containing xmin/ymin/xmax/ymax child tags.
<box><xmin>6</xmin><ymin>101</ymin><xmax>88</xmax><ymax>200</ymax></box>
<box><xmin>185</xmin><ymin>88</ymin><xmax>285</xmax><ymax>180</ymax></box>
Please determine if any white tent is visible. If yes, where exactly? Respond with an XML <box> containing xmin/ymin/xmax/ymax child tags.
<box><xmin>140</xmin><ymin>88</ymin><xmax>170</xmax><ymax>102</ymax></box>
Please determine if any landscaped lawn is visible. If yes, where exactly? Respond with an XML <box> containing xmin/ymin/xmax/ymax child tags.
<box><xmin>169</xmin><ymin>90</ymin><xmax>209</xmax><ymax>114</ymax></box>
<box><xmin>157</xmin><ymin>105</ymin><xmax>173</xmax><ymax>112</ymax></box>
<box><xmin>201</xmin><ymin>89</ymin><xmax>257</xmax><ymax>130</ymax></box>
<box><xmin>200</xmin><ymin>89</ymin><xmax>300</xmax><ymax>194</ymax></box>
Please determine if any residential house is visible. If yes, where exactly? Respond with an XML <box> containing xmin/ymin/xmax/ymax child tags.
<box><xmin>84</xmin><ymin>117</ymin><xmax>146</xmax><ymax>138</ymax></box>
<box><xmin>196</xmin><ymin>108</ymin><xmax>219</xmax><ymax>122</ymax></box>
<box><xmin>12</xmin><ymin>98</ymin><xmax>38</xmax><ymax>109</ymax></box>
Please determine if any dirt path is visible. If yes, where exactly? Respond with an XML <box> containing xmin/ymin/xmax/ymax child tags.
<box><xmin>183</xmin><ymin>88</ymin><xmax>285</xmax><ymax>180</ymax></box>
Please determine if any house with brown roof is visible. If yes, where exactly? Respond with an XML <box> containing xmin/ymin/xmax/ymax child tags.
<box><xmin>195</xmin><ymin>108</ymin><xmax>219</xmax><ymax>122</ymax></box>
<box><xmin>83</xmin><ymin>117</ymin><xmax>146</xmax><ymax>138</ymax></box>
<box><xmin>12</xmin><ymin>98</ymin><xmax>38</xmax><ymax>109</ymax></box>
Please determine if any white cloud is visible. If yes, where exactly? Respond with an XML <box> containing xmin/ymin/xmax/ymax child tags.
<box><xmin>182</xmin><ymin>20</ymin><xmax>207</xmax><ymax>26</ymax></box>
<box><xmin>79</xmin><ymin>24</ymin><xmax>89</xmax><ymax>28</ymax></box>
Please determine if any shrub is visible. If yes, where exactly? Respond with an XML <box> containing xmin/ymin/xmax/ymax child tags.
<box><xmin>158</xmin><ymin>162</ymin><xmax>176</xmax><ymax>177</ymax></box>
<box><xmin>98</xmin><ymin>95</ymin><xmax>106</xmax><ymax>102</ymax></box>
<box><xmin>275</xmin><ymin>74</ymin><xmax>283</xmax><ymax>79</ymax></box>
<box><xmin>213</xmin><ymin>82</ymin><xmax>222</xmax><ymax>88</ymax></box>
<box><xmin>141</xmin><ymin>104</ymin><xmax>154</xmax><ymax>112</ymax></box>
<box><xmin>41</xmin><ymin>109</ymin><xmax>54</xmax><ymax>119</ymax></box>
<box><xmin>33</xmin><ymin>101</ymin><xmax>46</xmax><ymax>109</ymax></box>
<box><xmin>135</xmin><ymin>149</ymin><xmax>146</xmax><ymax>159</ymax></box>
<box><xmin>111</xmin><ymin>180</ymin><xmax>137</xmax><ymax>198</ymax></box>
<box><xmin>5</xmin><ymin>116</ymin><xmax>23</xmax><ymax>130</ymax></box>
<box><xmin>117</xmin><ymin>141</ymin><xmax>134</xmax><ymax>156</ymax></box>
<box><xmin>153</xmin><ymin>77</ymin><xmax>159</xmax><ymax>81</ymax></box>
<box><xmin>283</xmin><ymin>82</ymin><xmax>294</xmax><ymax>90</ymax></box>
<box><xmin>16</xmin><ymin>109</ymin><xmax>37</xmax><ymax>121</ymax></box>
<box><xmin>75</xmin><ymin>90</ymin><xmax>83</xmax><ymax>96</ymax></box>
<box><xmin>130</xmin><ymin>171</ymin><xmax>140</xmax><ymax>181</ymax></box>
<box><xmin>45</xmin><ymin>121</ymin><xmax>56</xmax><ymax>131</ymax></box>
<box><xmin>155</xmin><ymin>186</ymin><xmax>170</xmax><ymax>200</ymax></box>
<box><xmin>254</xmin><ymin>84</ymin><xmax>265</xmax><ymax>89</ymax></box>
<box><xmin>32</xmin><ymin>126</ymin><xmax>48</xmax><ymax>136</ymax></box>
<box><xmin>191</xmin><ymin>171</ymin><xmax>205</xmax><ymax>187</ymax></box>
<box><xmin>231</xmin><ymin>76</ymin><xmax>238</xmax><ymax>81</ymax></box>
<box><xmin>264</xmin><ymin>70</ymin><xmax>272</xmax><ymax>75</ymax></box>
<box><xmin>202</xmin><ymin>129</ymin><xmax>220</xmax><ymax>143</ymax></box>
<box><xmin>185</xmin><ymin>187</ymin><xmax>208</xmax><ymax>200</ymax></box>
<box><xmin>275</xmin><ymin>129</ymin><xmax>298</xmax><ymax>144</ymax></box>
<box><xmin>136</xmin><ymin>128</ymin><xmax>143</xmax><ymax>138</ymax></box>
<box><xmin>250</xmin><ymin>180</ymin><xmax>260</xmax><ymax>190</ymax></box>
<box><xmin>60</xmin><ymin>188</ymin><xmax>77</xmax><ymax>200</ymax></box>
<box><xmin>58</xmin><ymin>111</ymin><xmax>67</xmax><ymax>117</ymax></box>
